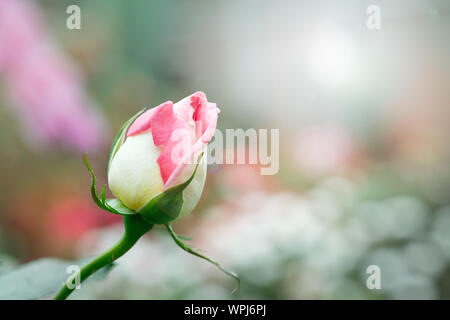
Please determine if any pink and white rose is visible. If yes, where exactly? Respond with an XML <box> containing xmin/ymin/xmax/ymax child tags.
<box><xmin>107</xmin><ymin>92</ymin><xmax>219</xmax><ymax>219</ymax></box>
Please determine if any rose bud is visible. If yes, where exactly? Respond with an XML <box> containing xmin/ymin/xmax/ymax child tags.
<box><xmin>107</xmin><ymin>92</ymin><xmax>219</xmax><ymax>223</ymax></box>
<box><xmin>67</xmin><ymin>93</ymin><xmax>238</xmax><ymax>300</ymax></box>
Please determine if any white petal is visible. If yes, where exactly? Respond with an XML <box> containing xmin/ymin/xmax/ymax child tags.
<box><xmin>108</xmin><ymin>131</ymin><xmax>164</xmax><ymax>210</ymax></box>
<box><xmin>177</xmin><ymin>155</ymin><xmax>207</xmax><ymax>219</ymax></box>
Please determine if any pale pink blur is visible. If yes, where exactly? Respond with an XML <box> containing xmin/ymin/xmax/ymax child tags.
<box><xmin>294</xmin><ymin>123</ymin><xmax>365</xmax><ymax>177</ymax></box>
<box><xmin>0</xmin><ymin>0</ymin><xmax>105</xmax><ymax>152</ymax></box>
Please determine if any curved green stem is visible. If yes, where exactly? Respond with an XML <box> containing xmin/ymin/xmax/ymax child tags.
<box><xmin>54</xmin><ymin>215</ymin><xmax>152</xmax><ymax>300</ymax></box>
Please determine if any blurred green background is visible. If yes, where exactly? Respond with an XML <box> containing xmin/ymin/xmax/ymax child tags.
<box><xmin>0</xmin><ymin>0</ymin><xmax>450</xmax><ymax>299</ymax></box>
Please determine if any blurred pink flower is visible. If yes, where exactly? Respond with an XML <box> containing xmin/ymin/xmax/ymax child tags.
<box><xmin>48</xmin><ymin>196</ymin><xmax>121</xmax><ymax>244</ymax></box>
<box><xmin>0</xmin><ymin>0</ymin><xmax>105</xmax><ymax>151</ymax></box>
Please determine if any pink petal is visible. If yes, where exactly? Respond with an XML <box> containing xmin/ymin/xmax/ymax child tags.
<box><xmin>125</xmin><ymin>92</ymin><xmax>220</xmax><ymax>187</ymax></box>
<box><xmin>152</xmin><ymin>102</ymin><xmax>192</xmax><ymax>184</ymax></box>
<box><xmin>127</xmin><ymin>101</ymin><xmax>171</xmax><ymax>137</ymax></box>
<box><xmin>164</xmin><ymin>93</ymin><xmax>220</xmax><ymax>187</ymax></box>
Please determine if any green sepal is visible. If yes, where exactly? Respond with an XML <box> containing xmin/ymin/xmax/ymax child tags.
<box><xmin>83</xmin><ymin>154</ymin><xmax>137</xmax><ymax>216</ymax></box>
<box><xmin>136</xmin><ymin>154</ymin><xmax>202</xmax><ymax>225</ymax></box>
<box><xmin>165</xmin><ymin>224</ymin><xmax>240</xmax><ymax>294</ymax></box>
<box><xmin>100</xmin><ymin>185</ymin><xmax>106</xmax><ymax>204</ymax></box>
<box><xmin>175</xmin><ymin>233</ymin><xmax>192</xmax><ymax>241</ymax></box>
<box><xmin>108</xmin><ymin>107</ymin><xmax>148</xmax><ymax>170</ymax></box>
<box><xmin>105</xmin><ymin>198</ymin><xmax>136</xmax><ymax>215</ymax></box>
